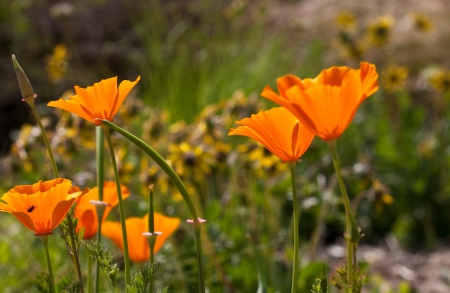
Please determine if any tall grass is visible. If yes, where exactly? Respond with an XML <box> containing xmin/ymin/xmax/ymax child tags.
<box><xmin>128</xmin><ymin>0</ymin><xmax>322</xmax><ymax>122</ymax></box>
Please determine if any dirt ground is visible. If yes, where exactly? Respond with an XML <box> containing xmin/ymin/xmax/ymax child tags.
<box><xmin>318</xmin><ymin>239</ymin><xmax>450</xmax><ymax>292</ymax></box>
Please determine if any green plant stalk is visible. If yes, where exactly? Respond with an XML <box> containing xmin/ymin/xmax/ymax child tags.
<box><xmin>246</xmin><ymin>235</ymin><xmax>268</xmax><ymax>293</ymax></box>
<box><xmin>288</xmin><ymin>161</ymin><xmax>300</xmax><ymax>293</ymax></box>
<box><xmin>40</xmin><ymin>235</ymin><xmax>57</xmax><ymax>293</ymax></box>
<box><xmin>102</xmin><ymin>120</ymin><xmax>205</xmax><ymax>293</ymax></box>
<box><xmin>101</xmin><ymin>124</ymin><xmax>131</xmax><ymax>288</ymax></box>
<box><xmin>87</xmin><ymin>247</ymin><xmax>92</xmax><ymax>293</ymax></box>
<box><xmin>24</xmin><ymin>97</ymin><xmax>59</xmax><ymax>178</ymax></box>
<box><xmin>327</xmin><ymin>140</ymin><xmax>353</xmax><ymax>287</ymax></box>
<box><xmin>67</xmin><ymin>211</ymin><xmax>84</xmax><ymax>292</ymax></box>
<box><xmin>147</xmin><ymin>187</ymin><xmax>156</xmax><ymax>293</ymax></box>
<box><xmin>95</xmin><ymin>126</ymin><xmax>105</xmax><ymax>293</ymax></box>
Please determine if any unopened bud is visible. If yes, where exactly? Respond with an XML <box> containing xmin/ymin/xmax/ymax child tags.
<box><xmin>12</xmin><ymin>54</ymin><xmax>35</xmax><ymax>101</ymax></box>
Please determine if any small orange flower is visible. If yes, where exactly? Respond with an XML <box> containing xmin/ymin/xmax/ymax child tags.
<box><xmin>74</xmin><ymin>181</ymin><xmax>130</xmax><ymax>239</ymax></box>
<box><xmin>261</xmin><ymin>62</ymin><xmax>378</xmax><ymax>141</ymax></box>
<box><xmin>0</xmin><ymin>178</ymin><xmax>88</xmax><ymax>236</ymax></box>
<box><xmin>47</xmin><ymin>76</ymin><xmax>140</xmax><ymax>126</ymax></box>
<box><xmin>102</xmin><ymin>213</ymin><xmax>180</xmax><ymax>263</ymax></box>
<box><xmin>229</xmin><ymin>107</ymin><xmax>315</xmax><ymax>162</ymax></box>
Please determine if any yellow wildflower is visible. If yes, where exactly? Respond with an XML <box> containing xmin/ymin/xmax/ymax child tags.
<box><xmin>45</xmin><ymin>44</ymin><xmax>69</xmax><ymax>83</ymax></box>
<box><xmin>366</xmin><ymin>15</ymin><xmax>394</xmax><ymax>47</ymax></box>
<box><xmin>410</xmin><ymin>12</ymin><xmax>433</xmax><ymax>32</ymax></box>
<box><xmin>429</xmin><ymin>70</ymin><xmax>450</xmax><ymax>92</ymax></box>
<box><xmin>335</xmin><ymin>12</ymin><xmax>357</xmax><ymax>32</ymax></box>
<box><xmin>382</xmin><ymin>65</ymin><xmax>409</xmax><ymax>93</ymax></box>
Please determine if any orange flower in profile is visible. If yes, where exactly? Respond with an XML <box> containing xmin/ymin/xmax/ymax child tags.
<box><xmin>47</xmin><ymin>76</ymin><xmax>140</xmax><ymax>126</ymax></box>
<box><xmin>0</xmin><ymin>179</ymin><xmax>88</xmax><ymax>236</ymax></box>
<box><xmin>102</xmin><ymin>213</ymin><xmax>180</xmax><ymax>263</ymax></box>
<box><xmin>261</xmin><ymin>62</ymin><xmax>379</xmax><ymax>141</ymax></box>
<box><xmin>229</xmin><ymin>107</ymin><xmax>315</xmax><ymax>162</ymax></box>
<box><xmin>74</xmin><ymin>181</ymin><xmax>130</xmax><ymax>239</ymax></box>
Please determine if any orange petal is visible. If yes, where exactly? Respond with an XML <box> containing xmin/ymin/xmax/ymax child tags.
<box><xmin>102</xmin><ymin>182</ymin><xmax>130</xmax><ymax>221</ymax></box>
<box><xmin>315</xmin><ymin>66</ymin><xmax>352</xmax><ymax>86</ymax></box>
<box><xmin>359</xmin><ymin>62</ymin><xmax>379</xmax><ymax>98</ymax></box>
<box><xmin>110</xmin><ymin>76</ymin><xmax>141</xmax><ymax>119</ymax></box>
<box><xmin>102</xmin><ymin>221</ymin><xmax>124</xmax><ymax>250</ymax></box>
<box><xmin>125</xmin><ymin>217</ymin><xmax>149</xmax><ymax>262</ymax></box>
<box><xmin>152</xmin><ymin>213</ymin><xmax>181</xmax><ymax>254</ymax></box>
<box><xmin>77</xmin><ymin>209</ymin><xmax>98</xmax><ymax>239</ymax></box>
<box><xmin>338</xmin><ymin>70</ymin><xmax>364</xmax><ymax>133</ymax></box>
<box><xmin>229</xmin><ymin>107</ymin><xmax>314</xmax><ymax>161</ymax></box>
<box><xmin>276</xmin><ymin>75</ymin><xmax>304</xmax><ymax>94</ymax></box>
<box><xmin>11</xmin><ymin>211</ymin><xmax>36</xmax><ymax>233</ymax></box>
<box><xmin>48</xmin><ymin>99</ymin><xmax>96</xmax><ymax>124</ymax></box>
<box><xmin>51</xmin><ymin>199</ymin><xmax>77</xmax><ymax>233</ymax></box>
<box><xmin>92</xmin><ymin>77</ymin><xmax>118</xmax><ymax>119</ymax></box>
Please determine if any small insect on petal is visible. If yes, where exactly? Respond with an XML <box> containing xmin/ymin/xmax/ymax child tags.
<box><xmin>26</xmin><ymin>205</ymin><xmax>37</xmax><ymax>213</ymax></box>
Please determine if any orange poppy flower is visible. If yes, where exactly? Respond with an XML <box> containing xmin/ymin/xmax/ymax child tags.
<box><xmin>47</xmin><ymin>76</ymin><xmax>140</xmax><ymax>126</ymax></box>
<box><xmin>261</xmin><ymin>62</ymin><xmax>379</xmax><ymax>141</ymax></box>
<box><xmin>74</xmin><ymin>181</ymin><xmax>130</xmax><ymax>239</ymax></box>
<box><xmin>102</xmin><ymin>213</ymin><xmax>180</xmax><ymax>263</ymax></box>
<box><xmin>229</xmin><ymin>107</ymin><xmax>315</xmax><ymax>162</ymax></box>
<box><xmin>0</xmin><ymin>178</ymin><xmax>88</xmax><ymax>236</ymax></box>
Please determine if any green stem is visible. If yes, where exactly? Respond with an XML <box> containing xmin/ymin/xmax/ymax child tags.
<box><xmin>101</xmin><ymin>125</ymin><xmax>131</xmax><ymax>289</ymax></box>
<box><xmin>327</xmin><ymin>140</ymin><xmax>353</xmax><ymax>287</ymax></box>
<box><xmin>147</xmin><ymin>187</ymin><xmax>155</xmax><ymax>293</ymax></box>
<box><xmin>95</xmin><ymin>126</ymin><xmax>104</xmax><ymax>293</ymax></box>
<box><xmin>67</xmin><ymin>211</ymin><xmax>85</xmax><ymax>292</ymax></box>
<box><xmin>87</xmin><ymin>247</ymin><xmax>92</xmax><ymax>293</ymax></box>
<box><xmin>288</xmin><ymin>162</ymin><xmax>299</xmax><ymax>293</ymax></box>
<box><xmin>101</xmin><ymin>120</ymin><xmax>205</xmax><ymax>293</ymax></box>
<box><xmin>40</xmin><ymin>235</ymin><xmax>57</xmax><ymax>293</ymax></box>
<box><xmin>25</xmin><ymin>98</ymin><xmax>59</xmax><ymax>178</ymax></box>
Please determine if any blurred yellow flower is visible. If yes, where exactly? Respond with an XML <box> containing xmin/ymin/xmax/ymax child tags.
<box><xmin>371</xmin><ymin>178</ymin><xmax>393</xmax><ymax>213</ymax></box>
<box><xmin>382</xmin><ymin>65</ymin><xmax>409</xmax><ymax>93</ymax></box>
<box><xmin>242</xmin><ymin>143</ymin><xmax>288</xmax><ymax>177</ymax></box>
<box><xmin>410</xmin><ymin>12</ymin><xmax>433</xmax><ymax>32</ymax></box>
<box><xmin>429</xmin><ymin>70</ymin><xmax>450</xmax><ymax>92</ymax></box>
<box><xmin>366</xmin><ymin>15</ymin><xmax>394</xmax><ymax>47</ymax></box>
<box><xmin>46</xmin><ymin>44</ymin><xmax>69</xmax><ymax>83</ymax></box>
<box><xmin>168</xmin><ymin>142</ymin><xmax>211</xmax><ymax>180</ymax></box>
<box><xmin>335</xmin><ymin>12</ymin><xmax>357</xmax><ymax>32</ymax></box>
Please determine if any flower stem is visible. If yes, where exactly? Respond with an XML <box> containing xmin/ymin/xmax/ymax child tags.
<box><xmin>40</xmin><ymin>235</ymin><xmax>57</xmax><ymax>293</ymax></box>
<box><xmin>87</xmin><ymin>247</ymin><xmax>92</xmax><ymax>293</ymax></box>
<box><xmin>101</xmin><ymin>124</ymin><xmax>131</xmax><ymax>289</ymax></box>
<box><xmin>288</xmin><ymin>161</ymin><xmax>300</xmax><ymax>293</ymax></box>
<box><xmin>24</xmin><ymin>98</ymin><xmax>59</xmax><ymax>178</ymax></box>
<box><xmin>101</xmin><ymin>120</ymin><xmax>205</xmax><ymax>293</ymax></box>
<box><xmin>327</xmin><ymin>140</ymin><xmax>353</xmax><ymax>287</ymax></box>
<box><xmin>95</xmin><ymin>126</ymin><xmax>104</xmax><ymax>293</ymax></box>
<box><xmin>147</xmin><ymin>186</ymin><xmax>156</xmax><ymax>293</ymax></box>
<box><xmin>67</xmin><ymin>211</ymin><xmax>85</xmax><ymax>292</ymax></box>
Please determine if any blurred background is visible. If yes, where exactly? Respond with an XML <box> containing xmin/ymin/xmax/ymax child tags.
<box><xmin>1</xmin><ymin>0</ymin><xmax>450</xmax><ymax>292</ymax></box>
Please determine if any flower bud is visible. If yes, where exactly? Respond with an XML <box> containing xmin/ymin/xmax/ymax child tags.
<box><xmin>12</xmin><ymin>54</ymin><xmax>35</xmax><ymax>101</ymax></box>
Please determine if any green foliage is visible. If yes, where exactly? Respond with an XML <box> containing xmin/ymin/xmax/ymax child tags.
<box><xmin>311</xmin><ymin>278</ymin><xmax>325</xmax><ymax>293</ymax></box>
<box><xmin>83</xmin><ymin>240</ymin><xmax>120</xmax><ymax>293</ymax></box>
<box><xmin>58</xmin><ymin>277</ymin><xmax>81</xmax><ymax>293</ymax></box>
<box><xmin>59</xmin><ymin>210</ymin><xmax>82</xmax><ymax>276</ymax></box>
<box><xmin>33</xmin><ymin>272</ymin><xmax>49</xmax><ymax>293</ymax></box>
<box><xmin>127</xmin><ymin>262</ymin><xmax>158</xmax><ymax>293</ymax></box>
<box><xmin>329</xmin><ymin>261</ymin><xmax>365</xmax><ymax>293</ymax></box>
